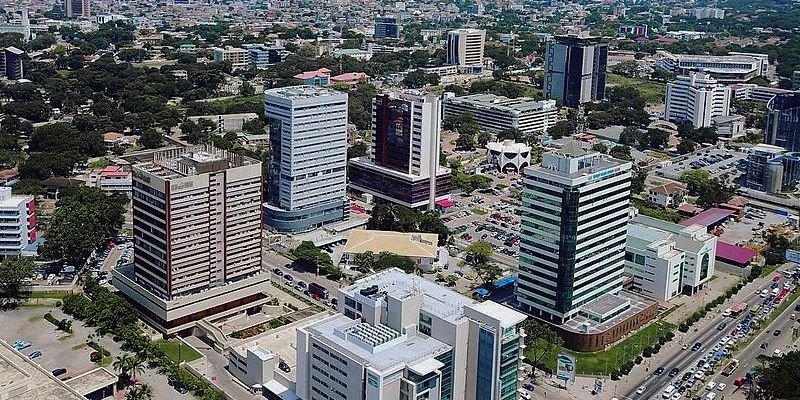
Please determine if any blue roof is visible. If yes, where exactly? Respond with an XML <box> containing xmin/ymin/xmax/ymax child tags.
<box><xmin>494</xmin><ymin>275</ymin><xmax>518</xmax><ymax>289</ymax></box>
<box><xmin>473</xmin><ymin>288</ymin><xmax>490</xmax><ymax>297</ymax></box>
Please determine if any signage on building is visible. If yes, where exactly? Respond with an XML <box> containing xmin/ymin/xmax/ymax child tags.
<box><xmin>556</xmin><ymin>353</ymin><xmax>576</xmax><ymax>383</ymax></box>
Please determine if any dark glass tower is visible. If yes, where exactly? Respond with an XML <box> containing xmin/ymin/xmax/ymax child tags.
<box><xmin>765</xmin><ymin>93</ymin><xmax>800</xmax><ymax>152</ymax></box>
<box><xmin>544</xmin><ymin>35</ymin><xmax>608</xmax><ymax>108</ymax></box>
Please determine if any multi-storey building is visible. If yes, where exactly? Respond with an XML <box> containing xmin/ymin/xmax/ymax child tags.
<box><xmin>544</xmin><ymin>35</ymin><xmax>608</xmax><ymax>107</ymax></box>
<box><xmin>0</xmin><ymin>187</ymin><xmax>36</xmax><ymax>256</ymax></box>
<box><xmin>374</xmin><ymin>16</ymin><xmax>400</xmax><ymax>39</ymax></box>
<box><xmin>296</xmin><ymin>268</ymin><xmax>527</xmax><ymax>400</ymax></box>
<box><xmin>0</xmin><ymin>47</ymin><xmax>24</xmax><ymax>80</ymax></box>
<box><xmin>625</xmin><ymin>215</ymin><xmax>717</xmax><ymax>301</ymax></box>
<box><xmin>693</xmin><ymin>7</ymin><xmax>725</xmax><ymax>19</ymax></box>
<box><xmin>446</xmin><ymin>29</ymin><xmax>486</xmax><ymax>72</ymax></box>
<box><xmin>745</xmin><ymin>144</ymin><xmax>800</xmax><ymax>193</ymax></box>
<box><xmin>264</xmin><ymin>86</ymin><xmax>349</xmax><ymax>232</ymax></box>
<box><xmin>654</xmin><ymin>50</ymin><xmax>769</xmax><ymax>83</ymax></box>
<box><xmin>665</xmin><ymin>72</ymin><xmax>731</xmax><ymax>128</ymax></box>
<box><xmin>89</xmin><ymin>165</ymin><xmax>132</xmax><ymax>197</ymax></box>
<box><xmin>765</xmin><ymin>92</ymin><xmax>800</xmax><ymax>152</ymax></box>
<box><xmin>112</xmin><ymin>145</ymin><xmax>267</xmax><ymax>334</ymax></box>
<box><xmin>730</xmin><ymin>84</ymin><xmax>794</xmax><ymax>104</ymax></box>
<box><xmin>516</xmin><ymin>141</ymin><xmax>631</xmax><ymax>324</ymax></box>
<box><xmin>242</xmin><ymin>44</ymin><xmax>286</xmax><ymax>69</ymax></box>
<box><xmin>212</xmin><ymin>46</ymin><xmax>249</xmax><ymax>69</ymax></box>
<box><xmin>348</xmin><ymin>90</ymin><xmax>451</xmax><ymax>210</ymax></box>
<box><xmin>443</xmin><ymin>94</ymin><xmax>558</xmax><ymax>138</ymax></box>
<box><xmin>65</xmin><ymin>0</ymin><xmax>91</xmax><ymax>18</ymax></box>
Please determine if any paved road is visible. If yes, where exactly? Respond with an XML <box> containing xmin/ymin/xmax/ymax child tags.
<box><xmin>626</xmin><ymin>268</ymin><xmax>794</xmax><ymax>400</ymax></box>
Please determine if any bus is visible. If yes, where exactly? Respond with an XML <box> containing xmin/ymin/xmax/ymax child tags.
<box><xmin>750</xmin><ymin>305</ymin><xmax>761</xmax><ymax>315</ymax></box>
<box><xmin>308</xmin><ymin>282</ymin><xmax>329</xmax><ymax>299</ymax></box>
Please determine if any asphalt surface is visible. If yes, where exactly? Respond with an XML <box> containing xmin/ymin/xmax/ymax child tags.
<box><xmin>627</xmin><ymin>269</ymin><xmax>796</xmax><ymax>400</ymax></box>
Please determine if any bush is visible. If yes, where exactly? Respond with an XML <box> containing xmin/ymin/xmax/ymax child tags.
<box><xmin>678</xmin><ymin>324</ymin><xmax>689</xmax><ymax>333</ymax></box>
<box><xmin>611</xmin><ymin>371</ymin><xmax>620</xmax><ymax>380</ymax></box>
<box><xmin>87</xmin><ymin>340</ymin><xmax>110</xmax><ymax>357</ymax></box>
<box><xmin>665</xmin><ymin>331</ymin><xmax>675</xmax><ymax>340</ymax></box>
<box><xmin>635</xmin><ymin>356</ymin><xmax>643</xmax><ymax>364</ymax></box>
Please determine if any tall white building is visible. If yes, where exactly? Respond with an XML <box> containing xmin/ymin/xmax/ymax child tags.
<box><xmin>112</xmin><ymin>145</ymin><xmax>267</xmax><ymax>334</ymax></box>
<box><xmin>665</xmin><ymin>72</ymin><xmax>731</xmax><ymax>128</ymax></box>
<box><xmin>264</xmin><ymin>86</ymin><xmax>349</xmax><ymax>232</ymax></box>
<box><xmin>446</xmin><ymin>29</ymin><xmax>486</xmax><ymax>71</ymax></box>
<box><xmin>625</xmin><ymin>215</ymin><xmax>717</xmax><ymax>301</ymax></box>
<box><xmin>348</xmin><ymin>90</ymin><xmax>451</xmax><ymax>209</ymax></box>
<box><xmin>516</xmin><ymin>141</ymin><xmax>632</xmax><ymax>324</ymax></box>
<box><xmin>296</xmin><ymin>268</ymin><xmax>527</xmax><ymax>400</ymax></box>
<box><xmin>0</xmin><ymin>187</ymin><xmax>36</xmax><ymax>256</ymax></box>
<box><xmin>443</xmin><ymin>94</ymin><xmax>558</xmax><ymax>138</ymax></box>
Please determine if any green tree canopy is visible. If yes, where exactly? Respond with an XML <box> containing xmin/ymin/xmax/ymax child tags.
<box><xmin>0</xmin><ymin>257</ymin><xmax>36</xmax><ymax>305</ymax></box>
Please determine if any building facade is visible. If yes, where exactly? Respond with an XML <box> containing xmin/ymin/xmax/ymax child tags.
<box><xmin>486</xmin><ymin>140</ymin><xmax>532</xmax><ymax>173</ymax></box>
<box><xmin>264</xmin><ymin>86</ymin><xmax>349</xmax><ymax>232</ymax></box>
<box><xmin>544</xmin><ymin>35</ymin><xmax>608</xmax><ymax>108</ymax></box>
<box><xmin>516</xmin><ymin>141</ymin><xmax>631</xmax><ymax>324</ymax></box>
<box><xmin>745</xmin><ymin>144</ymin><xmax>800</xmax><ymax>193</ymax></box>
<box><xmin>112</xmin><ymin>145</ymin><xmax>267</xmax><ymax>334</ymax></box>
<box><xmin>626</xmin><ymin>215</ymin><xmax>717</xmax><ymax>301</ymax></box>
<box><xmin>296</xmin><ymin>268</ymin><xmax>527</xmax><ymax>400</ymax></box>
<box><xmin>374</xmin><ymin>16</ymin><xmax>400</xmax><ymax>39</ymax></box>
<box><xmin>654</xmin><ymin>51</ymin><xmax>769</xmax><ymax>83</ymax></box>
<box><xmin>665</xmin><ymin>72</ymin><xmax>731</xmax><ymax>128</ymax></box>
<box><xmin>348</xmin><ymin>90</ymin><xmax>451</xmax><ymax>210</ymax></box>
<box><xmin>446</xmin><ymin>29</ymin><xmax>486</xmax><ymax>71</ymax></box>
<box><xmin>0</xmin><ymin>187</ymin><xmax>36</xmax><ymax>256</ymax></box>
<box><xmin>443</xmin><ymin>94</ymin><xmax>558</xmax><ymax>137</ymax></box>
<box><xmin>65</xmin><ymin>0</ymin><xmax>91</xmax><ymax>18</ymax></box>
<box><xmin>212</xmin><ymin>46</ymin><xmax>249</xmax><ymax>69</ymax></box>
<box><xmin>730</xmin><ymin>84</ymin><xmax>794</xmax><ymax>104</ymax></box>
<box><xmin>765</xmin><ymin>93</ymin><xmax>800</xmax><ymax>152</ymax></box>
<box><xmin>242</xmin><ymin>44</ymin><xmax>286</xmax><ymax>69</ymax></box>
<box><xmin>0</xmin><ymin>47</ymin><xmax>24</xmax><ymax>80</ymax></box>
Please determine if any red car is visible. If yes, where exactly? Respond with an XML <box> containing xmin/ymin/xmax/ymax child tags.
<box><xmin>773</xmin><ymin>275</ymin><xmax>781</xmax><ymax>282</ymax></box>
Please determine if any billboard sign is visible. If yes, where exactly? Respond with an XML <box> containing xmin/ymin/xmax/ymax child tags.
<box><xmin>556</xmin><ymin>353</ymin><xmax>576</xmax><ymax>383</ymax></box>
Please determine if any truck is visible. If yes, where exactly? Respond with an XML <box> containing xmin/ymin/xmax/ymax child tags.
<box><xmin>308</xmin><ymin>282</ymin><xmax>329</xmax><ymax>299</ymax></box>
<box><xmin>722</xmin><ymin>359</ymin><xmax>739</xmax><ymax>376</ymax></box>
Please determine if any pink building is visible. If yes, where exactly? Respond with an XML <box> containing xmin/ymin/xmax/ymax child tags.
<box><xmin>331</xmin><ymin>72</ymin><xmax>370</xmax><ymax>86</ymax></box>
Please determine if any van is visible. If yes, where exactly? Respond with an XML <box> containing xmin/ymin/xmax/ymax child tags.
<box><xmin>662</xmin><ymin>385</ymin><xmax>676</xmax><ymax>399</ymax></box>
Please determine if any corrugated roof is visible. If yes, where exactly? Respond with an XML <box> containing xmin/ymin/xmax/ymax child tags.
<box><xmin>680</xmin><ymin>208</ymin><xmax>734</xmax><ymax>227</ymax></box>
<box><xmin>716</xmin><ymin>241</ymin><xmax>757</xmax><ymax>265</ymax></box>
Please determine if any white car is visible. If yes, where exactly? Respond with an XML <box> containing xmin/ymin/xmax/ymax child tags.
<box><xmin>717</xmin><ymin>383</ymin><xmax>727</xmax><ymax>391</ymax></box>
<box><xmin>705</xmin><ymin>393</ymin><xmax>717</xmax><ymax>400</ymax></box>
<box><xmin>670</xmin><ymin>392</ymin><xmax>682</xmax><ymax>400</ymax></box>
<box><xmin>636</xmin><ymin>386</ymin><xmax>646</xmax><ymax>395</ymax></box>
<box><xmin>520</xmin><ymin>391</ymin><xmax>531</xmax><ymax>400</ymax></box>
<box><xmin>706</xmin><ymin>381</ymin><xmax>716</xmax><ymax>390</ymax></box>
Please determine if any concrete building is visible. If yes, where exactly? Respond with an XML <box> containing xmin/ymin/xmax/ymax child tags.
<box><xmin>374</xmin><ymin>16</ymin><xmax>400</xmax><ymax>39</ymax></box>
<box><xmin>693</xmin><ymin>7</ymin><xmax>725</xmax><ymax>19</ymax></box>
<box><xmin>241</xmin><ymin>44</ymin><xmax>286</xmax><ymax>69</ymax></box>
<box><xmin>665</xmin><ymin>72</ymin><xmax>731</xmax><ymax>128</ymax></box>
<box><xmin>446</xmin><ymin>29</ymin><xmax>486</xmax><ymax>72</ymax></box>
<box><xmin>112</xmin><ymin>145</ymin><xmax>267</xmax><ymax>334</ymax></box>
<box><xmin>264</xmin><ymin>86</ymin><xmax>349</xmax><ymax>232</ymax></box>
<box><xmin>228</xmin><ymin>345</ymin><xmax>278</xmax><ymax>388</ymax></box>
<box><xmin>745</xmin><ymin>144</ymin><xmax>800</xmax><ymax>193</ymax></box>
<box><xmin>0</xmin><ymin>47</ymin><xmax>24</xmax><ymax>80</ymax></box>
<box><xmin>647</xmin><ymin>182</ymin><xmax>687</xmax><ymax>208</ymax></box>
<box><xmin>712</xmin><ymin>115</ymin><xmax>746</xmax><ymax>140</ymax></box>
<box><xmin>0</xmin><ymin>187</ymin><xmax>36</xmax><ymax>256</ymax></box>
<box><xmin>765</xmin><ymin>93</ymin><xmax>800</xmax><ymax>152</ymax></box>
<box><xmin>293</xmin><ymin>68</ymin><xmax>331</xmax><ymax>87</ymax></box>
<box><xmin>89</xmin><ymin>166</ymin><xmax>132</xmax><ymax>197</ymax></box>
<box><xmin>730</xmin><ymin>84</ymin><xmax>794</xmax><ymax>104</ymax></box>
<box><xmin>486</xmin><ymin>140</ymin><xmax>532</xmax><ymax>173</ymax></box>
<box><xmin>296</xmin><ymin>268</ymin><xmax>527</xmax><ymax>400</ymax></box>
<box><xmin>516</xmin><ymin>140</ymin><xmax>631</xmax><ymax>324</ymax></box>
<box><xmin>626</xmin><ymin>215</ymin><xmax>717</xmax><ymax>301</ymax></box>
<box><xmin>443</xmin><ymin>94</ymin><xmax>558</xmax><ymax>137</ymax></box>
<box><xmin>213</xmin><ymin>46</ymin><xmax>249</xmax><ymax>69</ymax></box>
<box><xmin>0</xmin><ymin>11</ymin><xmax>33</xmax><ymax>41</ymax></box>
<box><xmin>349</xmin><ymin>90</ymin><xmax>451</xmax><ymax>210</ymax></box>
<box><xmin>341</xmin><ymin>230</ymin><xmax>439</xmax><ymax>271</ymax></box>
<box><xmin>544</xmin><ymin>35</ymin><xmax>608</xmax><ymax>107</ymax></box>
<box><xmin>654</xmin><ymin>50</ymin><xmax>769</xmax><ymax>83</ymax></box>
<box><xmin>187</xmin><ymin>113</ymin><xmax>260</xmax><ymax>135</ymax></box>
<box><xmin>65</xmin><ymin>0</ymin><xmax>91</xmax><ymax>18</ymax></box>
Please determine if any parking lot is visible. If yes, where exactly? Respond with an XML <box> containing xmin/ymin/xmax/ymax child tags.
<box><xmin>659</xmin><ymin>148</ymin><xmax>747</xmax><ymax>181</ymax></box>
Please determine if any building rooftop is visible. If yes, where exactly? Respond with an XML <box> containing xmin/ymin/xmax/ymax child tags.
<box><xmin>341</xmin><ymin>268</ymin><xmax>477</xmax><ymax>323</ymax></box>
<box><xmin>716</xmin><ymin>241</ymin><xmax>757</xmax><ymax>265</ymax></box>
<box><xmin>343</xmin><ymin>230</ymin><xmax>439</xmax><ymax>259</ymax></box>
<box><xmin>446</xmin><ymin>93</ymin><xmax>557</xmax><ymax>115</ymax></box>
<box><xmin>293</xmin><ymin>68</ymin><xmax>331</xmax><ymax>80</ymax></box>
<box><xmin>680</xmin><ymin>207</ymin><xmax>734</xmax><ymax>228</ymax></box>
<box><xmin>650</xmin><ymin>182</ymin><xmax>686</xmax><ymax>194</ymax></box>
<box><xmin>133</xmin><ymin>145</ymin><xmax>259</xmax><ymax>180</ymax></box>
<box><xmin>265</xmin><ymin>85</ymin><xmax>342</xmax><ymax>100</ymax></box>
<box><xmin>63</xmin><ymin>367</ymin><xmax>117</xmax><ymax>397</ymax></box>
<box><xmin>304</xmin><ymin>313</ymin><xmax>451</xmax><ymax>373</ymax></box>
<box><xmin>0</xmin><ymin>340</ymin><xmax>87</xmax><ymax>400</ymax></box>
<box><xmin>465</xmin><ymin>300</ymin><xmax>527</xmax><ymax>328</ymax></box>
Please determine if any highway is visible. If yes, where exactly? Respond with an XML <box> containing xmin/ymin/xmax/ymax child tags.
<box><xmin>626</xmin><ymin>268</ymin><xmax>796</xmax><ymax>400</ymax></box>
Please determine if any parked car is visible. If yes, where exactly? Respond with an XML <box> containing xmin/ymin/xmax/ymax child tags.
<box><xmin>52</xmin><ymin>368</ymin><xmax>67</xmax><ymax>377</ymax></box>
<box><xmin>28</xmin><ymin>350</ymin><xmax>42</xmax><ymax>359</ymax></box>
<box><xmin>279</xmin><ymin>361</ymin><xmax>291</xmax><ymax>373</ymax></box>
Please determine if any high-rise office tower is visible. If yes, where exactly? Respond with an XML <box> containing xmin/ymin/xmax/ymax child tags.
<box><xmin>446</xmin><ymin>29</ymin><xmax>486</xmax><ymax>72</ymax></box>
<box><xmin>765</xmin><ymin>93</ymin><xmax>800</xmax><ymax>152</ymax></box>
<box><xmin>348</xmin><ymin>90</ymin><xmax>451</xmax><ymax>209</ymax></box>
<box><xmin>665</xmin><ymin>72</ymin><xmax>731</xmax><ymax>128</ymax></box>
<box><xmin>0</xmin><ymin>47</ymin><xmax>24</xmax><ymax>80</ymax></box>
<box><xmin>112</xmin><ymin>145</ymin><xmax>268</xmax><ymax>334</ymax></box>
<box><xmin>374</xmin><ymin>16</ymin><xmax>400</xmax><ymax>39</ymax></box>
<box><xmin>544</xmin><ymin>35</ymin><xmax>608</xmax><ymax>107</ymax></box>
<box><xmin>65</xmin><ymin>0</ymin><xmax>90</xmax><ymax>18</ymax></box>
<box><xmin>516</xmin><ymin>141</ymin><xmax>631</xmax><ymax>324</ymax></box>
<box><xmin>264</xmin><ymin>86</ymin><xmax>349</xmax><ymax>232</ymax></box>
<box><xmin>296</xmin><ymin>268</ymin><xmax>527</xmax><ymax>400</ymax></box>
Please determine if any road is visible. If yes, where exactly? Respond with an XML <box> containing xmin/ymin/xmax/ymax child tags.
<box><xmin>626</xmin><ymin>267</ymin><xmax>795</xmax><ymax>400</ymax></box>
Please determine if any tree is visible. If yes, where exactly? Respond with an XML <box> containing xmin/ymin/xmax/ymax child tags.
<box><xmin>473</xmin><ymin>262</ymin><xmax>503</xmax><ymax>286</ymax></box>
<box><xmin>292</xmin><ymin>241</ymin><xmax>333</xmax><ymax>273</ymax></box>
<box><xmin>125</xmin><ymin>383</ymin><xmax>153</xmax><ymax>400</ymax></box>
<box><xmin>0</xmin><ymin>257</ymin><xmax>36</xmax><ymax>305</ymax></box>
<box><xmin>455</xmin><ymin>132</ymin><xmax>477</xmax><ymax>150</ymax></box>
<box><xmin>138</xmin><ymin>129</ymin><xmax>163</xmax><ymax>149</ymax></box>
<box><xmin>239</xmin><ymin>81</ymin><xmax>255</xmax><ymax>96</ymax></box>
<box><xmin>763</xmin><ymin>232</ymin><xmax>791</xmax><ymax>265</ymax></box>
<box><xmin>680</xmin><ymin>170</ymin><xmax>711</xmax><ymax>196</ymax></box>
<box><xmin>496</xmin><ymin>127</ymin><xmax>525</xmax><ymax>142</ymax></box>
<box><xmin>374</xmin><ymin>253</ymin><xmax>417</xmax><ymax>273</ymax></box>
<box><xmin>547</xmin><ymin>120</ymin><xmax>575</xmax><ymax>139</ymax></box>
<box><xmin>609</xmin><ymin>145</ymin><xmax>633</xmax><ymax>161</ymax></box>
<box><xmin>464</xmin><ymin>241</ymin><xmax>493</xmax><ymax>266</ymax></box>
<box><xmin>241</xmin><ymin>118</ymin><xmax>265</xmax><ymax>135</ymax></box>
<box><xmin>677</xmin><ymin>138</ymin><xmax>696</xmax><ymax>155</ymax></box>
<box><xmin>347</xmin><ymin>142</ymin><xmax>368</xmax><ymax>159</ymax></box>
<box><xmin>591</xmin><ymin>143</ymin><xmax>608</xmax><ymax>154</ymax></box>
<box><xmin>352</xmin><ymin>251</ymin><xmax>375</xmax><ymax>273</ymax></box>
<box><xmin>631</xmin><ymin>169</ymin><xmax>647</xmax><ymax>194</ymax></box>
<box><xmin>128</xmin><ymin>356</ymin><xmax>146</xmax><ymax>380</ymax></box>
<box><xmin>696</xmin><ymin>177</ymin><xmax>735</xmax><ymax>208</ymax></box>
<box><xmin>477</xmin><ymin>131</ymin><xmax>492</xmax><ymax>147</ymax></box>
<box><xmin>619</xmin><ymin>127</ymin><xmax>641</xmax><ymax>146</ymax></box>
<box><xmin>523</xmin><ymin>319</ymin><xmax>565</xmax><ymax>381</ymax></box>
<box><xmin>758</xmin><ymin>350</ymin><xmax>800</xmax><ymax>399</ymax></box>
<box><xmin>610</xmin><ymin>60</ymin><xmax>641</xmax><ymax>77</ymax></box>
<box><xmin>113</xmin><ymin>353</ymin><xmax>134</xmax><ymax>380</ymax></box>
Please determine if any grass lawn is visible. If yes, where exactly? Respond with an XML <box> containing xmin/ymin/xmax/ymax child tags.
<box><xmin>154</xmin><ymin>340</ymin><xmax>202</xmax><ymax>363</ymax></box>
<box><xmin>29</xmin><ymin>291</ymin><xmax>72</xmax><ymax>299</ymax></box>
<box><xmin>471</xmin><ymin>207</ymin><xmax>488</xmax><ymax>215</ymax></box>
<box><xmin>71</xmin><ymin>343</ymin><xmax>87</xmax><ymax>350</ymax></box>
<box><xmin>606</xmin><ymin>73</ymin><xmax>665</xmax><ymax>105</ymax></box>
<box><xmin>205</xmin><ymin>95</ymin><xmax>262</xmax><ymax>108</ymax></box>
<box><xmin>529</xmin><ymin>320</ymin><xmax>675</xmax><ymax>375</ymax></box>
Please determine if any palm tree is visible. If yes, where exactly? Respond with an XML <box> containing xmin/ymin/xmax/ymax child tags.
<box><xmin>113</xmin><ymin>353</ymin><xmax>133</xmax><ymax>379</ymax></box>
<box><xmin>128</xmin><ymin>356</ymin><xmax>146</xmax><ymax>381</ymax></box>
<box><xmin>125</xmin><ymin>383</ymin><xmax>153</xmax><ymax>400</ymax></box>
